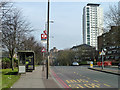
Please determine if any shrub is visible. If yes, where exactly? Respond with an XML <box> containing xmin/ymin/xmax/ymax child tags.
<box><xmin>2</xmin><ymin>57</ymin><xmax>11</xmax><ymax>69</ymax></box>
<box><xmin>13</xmin><ymin>58</ymin><xmax>18</xmax><ymax>67</ymax></box>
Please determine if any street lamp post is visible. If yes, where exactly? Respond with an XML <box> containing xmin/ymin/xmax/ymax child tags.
<box><xmin>45</xmin><ymin>20</ymin><xmax>54</xmax><ymax>79</ymax></box>
<box><xmin>46</xmin><ymin>0</ymin><xmax>50</xmax><ymax>79</ymax></box>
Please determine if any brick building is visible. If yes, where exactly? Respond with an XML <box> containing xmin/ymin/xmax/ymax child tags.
<box><xmin>98</xmin><ymin>26</ymin><xmax>120</xmax><ymax>62</ymax></box>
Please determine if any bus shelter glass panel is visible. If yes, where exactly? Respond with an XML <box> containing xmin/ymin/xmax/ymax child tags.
<box><xmin>25</xmin><ymin>52</ymin><xmax>34</xmax><ymax>70</ymax></box>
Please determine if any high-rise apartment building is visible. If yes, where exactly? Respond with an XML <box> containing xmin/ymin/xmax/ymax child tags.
<box><xmin>83</xmin><ymin>3</ymin><xmax>103</xmax><ymax>50</ymax></box>
<box><xmin>118</xmin><ymin>1</ymin><xmax>120</xmax><ymax>9</ymax></box>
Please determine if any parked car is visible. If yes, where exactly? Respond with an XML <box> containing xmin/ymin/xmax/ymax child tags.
<box><xmin>72</xmin><ymin>62</ymin><xmax>79</xmax><ymax>66</ymax></box>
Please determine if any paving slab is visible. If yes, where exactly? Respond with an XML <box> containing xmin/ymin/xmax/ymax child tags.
<box><xmin>42</xmin><ymin>65</ymin><xmax>60</xmax><ymax>88</ymax></box>
<box><xmin>12</xmin><ymin>66</ymin><xmax>45</xmax><ymax>88</ymax></box>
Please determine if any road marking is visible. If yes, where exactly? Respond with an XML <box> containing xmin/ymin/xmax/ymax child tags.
<box><xmin>80</xmin><ymin>79</ymin><xmax>88</xmax><ymax>83</ymax></box>
<box><xmin>84</xmin><ymin>83</ymin><xmax>100</xmax><ymax>88</ymax></box>
<box><xmin>69</xmin><ymin>84</ymin><xmax>71</xmax><ymax>87</ymax></box>
<box><xmin>77</xmin><ymin>79</ymin><xmax>81</xmax><ymax>82</ymax></box>
<box><xmin>77</xmin><ymin>84</ymin><xmax>84</xmax><ymax>88</ymax></box>
<box><xmin>73</xmin><ymin>80</ymin><xmax>77</xmax><ymax>83</ymax></box>
<box><xmin>94</xmin><ymin>80</ymin><xmax>99</xmax><ymax>82</ymax></box>
<box><xmin>66</xmin><ymin>80</ymin><xmax>70</xmax><ymax>83</ymax></box>
<box><xmin>104</xmin><ymin>84</ymin><xmax>111</xmax><ymax>87</ymax></box>
<box><xmin>82</xmin><ymin>76</ymin><xmax>86</xmax><ymax>77</ymax></box>
<box><xmin>51</xmin><ymin>70</ymin><xmax>69</xmax><ymax>88</ymax></box>
<box><xmin>87</xmin><ymin>77</ymin><xmax>90</xmax><ymax>79</ymax></box>
<box><xmin>91</xmin><ymin>83</ymin><xmax>100</xmax><ymax>88</ymax></box>
<box><xmin>70</xmin><ymin>80</ymin><xmax>74</xmax><ymax>83</ymax></box>
<box><xmin>84</xmin><ymin>84</ymin><xmax>92</xmax><ymax>88</ymax></box>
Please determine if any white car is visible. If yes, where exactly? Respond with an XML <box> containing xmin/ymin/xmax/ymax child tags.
<box><xmin>72</xmin><ymin>62</ymin><xmax>79</xmax><ymax>66</ymax></box>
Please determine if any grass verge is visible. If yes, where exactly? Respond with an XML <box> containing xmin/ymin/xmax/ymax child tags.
<box><xmin>35</xmin><ymin>65</ymin><xmax>40</xmax><ymax>67</ymax></box>
<box><xmin>2</xmin><ymin>68</ymin><xmax>20</xmax><ymax>89</ymax></box>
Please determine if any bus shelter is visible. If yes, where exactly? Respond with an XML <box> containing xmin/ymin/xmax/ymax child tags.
<box><xmin>17</xmin><ymin>51</ymin><xmax>35</xmax><ymax>73</ymax></box>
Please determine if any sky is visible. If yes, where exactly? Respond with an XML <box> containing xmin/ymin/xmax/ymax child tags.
<box><xmin>14</xmin><ymin>0</ymin><xmax>119</xmax><ymax>50</ymax></box>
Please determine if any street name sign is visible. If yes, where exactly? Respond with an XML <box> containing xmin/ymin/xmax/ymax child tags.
<box><xmin>43</xmin><ymin>30</ymin><xmax>47</xmax><ymax>34</ymax></box>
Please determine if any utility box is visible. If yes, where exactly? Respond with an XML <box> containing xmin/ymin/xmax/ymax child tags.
<box><xmin>18</xmin><ymin>51</ymin><xmax>35</xmax><ymax>74</ymax></box>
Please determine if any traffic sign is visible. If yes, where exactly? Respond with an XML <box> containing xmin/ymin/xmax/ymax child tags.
<box><xmin>43</xmin><ymin>30</ymin><xmax>47</xmax><ymax>34</ymax></box>
<box><xmin>41</xmin><ymin>34</ymin><xmax>47</xmax><ymax>40</ymax></box>
<box><xmin>100</xmin><ymin>51</ymin><xmax>105</xmax><ymax>55</ymax></box>
<box><xmin>41</xmin><ymin>48</ymin><xmax>46</xmax><ymax>52</ymax></box>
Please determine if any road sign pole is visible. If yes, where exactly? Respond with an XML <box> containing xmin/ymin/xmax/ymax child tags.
<box><xmin>42</xmin><ymin>52</ymin><xmax>44</xmax><ymax>71</ymax></box>
<box><xmin>102</xmin><ymin>55</ymin><xmax>104</xmax><ymax>70</ymax></box>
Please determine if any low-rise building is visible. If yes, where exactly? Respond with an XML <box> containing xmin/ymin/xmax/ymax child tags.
<box><xmin>71</xmin><ymin>44</ymin><xmax>98</xmax><ymax>62</ymax></box>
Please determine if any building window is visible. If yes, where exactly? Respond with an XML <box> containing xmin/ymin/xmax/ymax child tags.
<box><xmin>87</xmin><ymin>37</ymin><xmax>90</xmax><ymax>39</ymax></box>
<box><xmin>87</xmin><ymin>35</ymin><xmax>90</xmax><ymax>37</ymax></box>
<box><xmin>87</xmin><ymin>42</ymin><xmax>90</xmax><ymax>45</ymax></box>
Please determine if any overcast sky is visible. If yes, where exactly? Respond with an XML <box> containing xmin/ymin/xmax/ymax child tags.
<box><xmin>14</xmin><ymin>1</ymin><xmax>119</xmax><ymax>50</ymax></box>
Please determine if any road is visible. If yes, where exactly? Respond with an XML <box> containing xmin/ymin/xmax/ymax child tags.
<box><xmin>50</xmin><ymin>66</ymin><xmax>118</xmax><ymax>88</ymax></box>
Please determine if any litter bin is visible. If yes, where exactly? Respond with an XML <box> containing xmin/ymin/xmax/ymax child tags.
<box><xmin>18</xmin><ymin>50</ymin><xmax>35</xmax><ymax>74</ymax></box>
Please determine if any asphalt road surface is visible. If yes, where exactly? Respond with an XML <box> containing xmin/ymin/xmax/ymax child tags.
<box><xmin>50</xmin><ymin>66</ymin><xmax>118</xmax><ymax>88</ymax></box>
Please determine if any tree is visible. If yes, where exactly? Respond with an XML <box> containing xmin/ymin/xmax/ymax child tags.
<box><xmin>22</xmin><ymin>36</ymin><xmax>43</xmax><ymax>65</ymax></box>
<box><xmin>105</xmin><ymin>3</ymin><xmax>120</xmax><ymax>45</ymax></box>
<box><xmin>105</xmin><ymin>3</ymin><xmax>120</xmax><ymax>30</ymax></box>
<box><xmin>56</xmin><ymin>50</ymin><xmax>75</xmax><ymax>66</ymax></box>
<box><xmin>1</xmin><ymin>2</ymin><xmax>33</xmax><ymax>70</ymax></box>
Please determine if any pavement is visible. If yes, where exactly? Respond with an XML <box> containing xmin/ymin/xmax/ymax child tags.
<box><xmin>12</xmin><ymin>65</ymin><xmax>60</xmax><ymax>88</ymax></box>
<box><xmin>88</xmin><ymin>66</ymin><xmax>120</xmax><ymax>76</ymax></box>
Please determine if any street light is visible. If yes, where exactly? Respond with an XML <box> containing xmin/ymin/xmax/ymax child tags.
<box><xmin>45</xmin><ymin>21</ymin><xmax>54</xmax><ymax>31</ymax></box>
<box><xmin>45</xmin><ymin>20</ymin><xmax>54</xmax><ymax>79</ymax></box>
<box><xmin>46</xmin><ymin>0</ymin><xmax>55</xmax><ymax>79</ymax></box>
